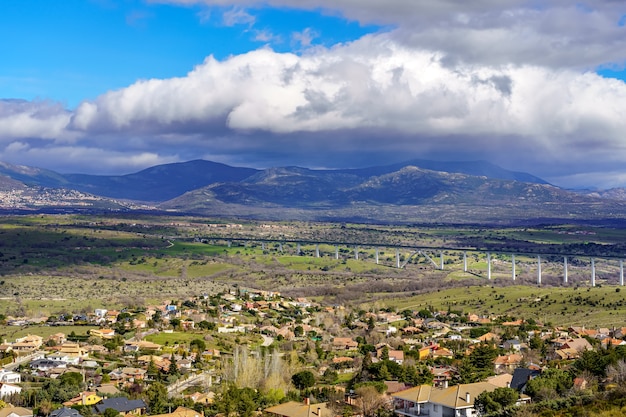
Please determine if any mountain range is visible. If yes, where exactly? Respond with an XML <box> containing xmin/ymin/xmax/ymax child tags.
<box><xmin>1</xmin><ymin>159</ymin><xmax>625</xmax><ymax>224</ymax></box>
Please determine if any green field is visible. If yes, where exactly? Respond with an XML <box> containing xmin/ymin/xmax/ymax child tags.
<box><xmin>0</xmin><ymin>324</ymin><xmax>98</xmax><ymax>341</ymax></box>
<box><xmin>377</xmin><ymin>284</ymin><xmax>626</xmax><ymax>327</ymax></box>
<box><xmin>2</xmin><ymin>215</ymin><xmax>626</xmax><ymax>327</ymax></box>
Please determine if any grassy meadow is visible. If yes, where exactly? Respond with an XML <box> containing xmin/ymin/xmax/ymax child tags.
<box><xmin>2</xmin><ymin>215</ymin><xmax>626</xmax><ymax>328</ymax></box>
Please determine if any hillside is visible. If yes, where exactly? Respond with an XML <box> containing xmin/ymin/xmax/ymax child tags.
<box><xmin>1</xmin><ymin>158</ymin><xmax>626</xmax><ymax>224</ymax></box>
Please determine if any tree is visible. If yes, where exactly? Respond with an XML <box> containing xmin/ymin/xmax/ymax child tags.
<box><xmin>147</xmin><ymin>358</ymin><xmax>159</xmax><ymax>380</ymax></box>
<box><xmin>525</xmin><ymin>368</ymin><xmax>573</xmax><ymax>401</ymax></box>
<box><xmin>145</xmin><ymin>382</ymin><xmax>169</xmax><ymax>414</ymax></box>
<box><xmin>292</xmin><ymin>370</ymin><xmax>315</xmax><ymax>390</ymax></box>
<box><xmin>401</xmin><ymin>364</ymin><xmax>433</xmax><ymax>386</ymax></box>
<box><xmin>607</xmin><ymin>359</ymin><xmax>626</xmax><ymax>385</ymax></box>
<box><xmin>355</xmin><ymin>385</ymin><xmax>388</xmax><ymax>417</ymax></box>
<box><xmin>417</xmin><ymin>309</ymin><xmax>432</xmax><ymax>319</ymax></box>
<box><xmin>380</xmin><ymin>346</ymin><xmax>390</xmax><ymax>361</ymax></box>
<box><xmin>59</xmin><ymin>372</ymin><xmax>84</xmax><ymax>388</ymax></box>
<box><xmin>169</xmin><ymin>355</ymin><xmax>179</xmax><ymax>376</ymax></box>
<box><xmin>36</xmin><ymin>399</ymin><xmax>53</xmax><ymax>417</ymax></box>
<box><xmin>190</xmin><ymin>339</ymin><xmax>206</xmax><ymax>352</ymax></box>
<box><xmin>103</xmin><ymin>408</ymin><xmax>120</xmax><ymax>417</ymax></box>
<box><xmin>377</xmin><ymin>363</ymin><xmax>391</xmax><ymax>381</ymax></box>
<box><xmin>198</xmin><ymin>320</ymin><xmax>216</xmax><ymax>330</ymax></box>
<box><xmin>474</xmin><ymin>387</ymin><xmax>519</xmax><ymax>416</ymax></box>
<box><xmin>322</xmin><ymin>369</ymin><xmax>338</xmax><ymax>384</ymax></box>
<box><xmin>456</xmin><ymin>358</ymin><xmax>481</xmax><ymax>384</ymax></box>
<box><xmin>214</xmin><ymin>384</ymin><xmax>262</xmax><ymax>417</ymax></box>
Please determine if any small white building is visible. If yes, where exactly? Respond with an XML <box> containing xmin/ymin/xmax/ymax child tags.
<box><xmin>0</xmin><ymin>382</ymin><xmax>22</xmax><ymax>398</ymax></box>
<box><xmin>0</xmin><ymin>370</ymin><xmax>21</xmax><ymax>384</ymax></box>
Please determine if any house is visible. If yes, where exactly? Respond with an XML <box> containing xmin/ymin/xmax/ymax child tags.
<box><xmin>202</xmin><ymin>349</ymin><xmax>220</xmax><ymax>359</ymax></box>
<box><xmin>510</xmin><ymin>368</ymin><xmax>541</xmax><ymax>393</ymax></box>
<box><xmin>96</xmin><ymin>384</ymin><xmax>121</xmax><ymax>397</ymax></box>
<box><xmin>180</xmin><ymin>320</ymin><xmax>195</xmax><ymax>330</ymax></box>
<box><xmin>187</xmin><ymin>392</ymin><xmax>214</xmax><ymax>404</ymax></box>
<box><xmin>49</xmin><ymin>408</ymin><xmax>83</xmax><ymax>417</ymax></box>
<box><xmin>486</xmin><ymin>373</ymin><xmax>513</xmax><ymax>388</ymax></box>
<box><xmin>47</xmin><ymin>353</ymin><xmax>73</xmax><ymax>364</ymax></box>
<box><xmin>0</xmin><ymin>382</ymin><xmax>22</xmax><ymax>398</ymax></box>
<box><xmin>477</xmin><ymin>332</ymin><xmax>498</xmax><ymax>343</ymax></box>
<box><xmin>150</xmin><ymin>406</ymin><xmax>204</xmax><ymax>417</ymax></box>
<box><xmin>431</xmin><ymin>347</ymin><xmax>454</xmax><ymax>360</ymax></box>
<box><xmin>430</xmin><ymin>366</ymin><xmax>455</xmax><ymax>388</ymax></box>
<box><xmin>494</xmin><ymin>354</ymin><xmax>523</xmax><ymax>373</ymax></box>
<box><xmin>388</xmin><ymin>350</ymin><xmax>405</xmax><ymax>364</ymax></box>
<box><xmin>573</xmin><ymin>377</ymin><xmax>589</xmax><ymax>391</ymax></box>
<box><xmin>393</xmin><ymin>382</ymin><xmax>500</xmax><ymax>417</ymax></box>
<box><xmin>63</xmin><ymin>391</ymin><xmax>103</xmax><ymax>407</ymax></box>
<box><xmin>124</xmin><ymin>341</ymin><xmax>162</xmax><ymax>353</ymax></box>
<box><xmin>89</xmin><ymin>328</ymin><xmax>116</xmax><ymax>339</ymax></box>
<box><xmin>502</xmin><ymin>340</ymin><xmax>523</xmax><ymax>352</ymax></box>
<box><xmin>93</xmin><ymin>397</ymin><xmax>147</xmax><ymax>416</ymax></box>
<box><xmin>332</xmin><ymin>337</ymin><xmax>358</xmax><ymax>350</ymax></box>
<box><xmin>601</xmin><ymin>338</ymin><xmax>626</xmax><ymax>348</ymax></box>
<box><xmin>552</xmin><ymin>348</ymin><xmax>582</xmax><ymax>361</ymax></box>
<box><xmin>12</xmin><ymin>334</ymin><xmax>43</xmax><ymax>352</ymax></box>
<box><xmin>109</xmin><ymin>367</ymin><xmax>147</xmax><ymax>383</ymax></box>
<box><xmin>29</xmin><ymin>358</ymin><xmax>66</xmax><ymax>371</ymax></box>
<box><xmin>385</xmin><ymin>381</ymin><xmax>409</xmax><ymax>395</ymax></box>
<box><xmin>0</xmin><ymin>369</ymin><xmax>21</xmax><ymax>383</ymax></box>
<box><xmin>265</xmin><ymin>400</ymin><xmax>330</xmax><ymax>417</ymax></box>
<box><xmin>560</xmin><ymin>338</ymin><xmax>593</xmax><ymax>352</ymax></box>
<box><xmin>46</xmin><ymin>333</ymin><xmax>68</xmax><ymax>345</ymax></box>
<box><xmin>58</xmin><ymin>342</ymin><xmax>88</xmax><ymax>361</ymax></box>
<box><xmin>0</xmin><ymin>407</ymin><xmax>33</xmax><ymax>417</ymax></box>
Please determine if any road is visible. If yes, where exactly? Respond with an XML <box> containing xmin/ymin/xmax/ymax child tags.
<box><xmin>167</xmin><ymin>371</ymin><xmax>213</xmax><ymax>397</ymax></box>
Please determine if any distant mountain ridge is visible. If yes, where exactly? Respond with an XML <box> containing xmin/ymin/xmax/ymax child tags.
<box><xmin>0</xmin><ymin>159</ymin><xmax>547</xmax><ymax>202</ymax></box>
<box><xmin>2</xmin><ymin>158</ymin><xmax>626</xmax><ymax>224</ymax></box>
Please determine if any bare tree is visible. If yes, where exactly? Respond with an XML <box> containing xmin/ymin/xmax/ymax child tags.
<box><xmin>355</xmin><ymin>386</ymin><xmax>389</xmax><ymax>417</ymax></box>
<box><xmin>607</xmin><ymin>359</ymin><xmax>626</xmax><ymax>386</ymax></box>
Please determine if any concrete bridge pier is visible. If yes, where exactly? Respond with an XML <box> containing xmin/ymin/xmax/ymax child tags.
<box><xmin>463</xmin><ymin>252</ymin><xmax>467</xmax><ymax>272</ymax></box>
<box><xmin>227</xmin><ymin>240</ymin><xmax>232</xmax><ymax>248</ymax></box>
<box><xmin>354</xmin><ymin>246</ymin><xmax>359</xmax><ymax>260</ymax></box>
<box><xmin>335</xmin><ymin>246</ymin><xmax>339</xmax><ymax>260</ymax></box>
<box><xmin>591</xmin><ymin>258</ymin><xmax>596</xmax><ymax>287</ymax></box>
<box><xmin>440</xmin><ymin>252</ymin><xmax>444</xmax><ymax>270</ymax></box>
<box><xmin>297</xmin><ymin>243</ymin><xmax>301</xmax><ymax>255</ymax></box>
<box><xmin>396</xmin><ymin>249</ymin><xmax>401</xmax><ymax>269</ymax></box>
<box><xmin>564</xmin><ymin>256</ymin><xmax>568</xmax><ymax>284</ymax></box>
<box><xmin>511</xmin><ymin>254</ymin><xmax>516</xmax><ymax>281</ymax></box>
<box><xmin>315</xmin><ymin>244</ymin><xmax>320</xmax><ymax>258</ymax></box>
<box><xmin>279</xmin><ymin>242</ymin><xmax>283</xmax><ymax>253</ymax></box>
<box><xmin>487</xmin><ymin>253</ymin><xmax>491</xmax><ymax>280</ymax></box>
<box><xmin>621</xmin><ymin>260</ymin><xmax>624</xmax><ymax>286</ymax></box>
<box><xmin>537</xmin><ymin>255</ymin><xmax>542</xmax><ymax>285</ymax></box>
<box><xmin>375</xmin><ymin>248</ymin><xmax>379</xmax><ymax>264</ymax></box>
<box><xmin>261</xmin><ymin>242</ymin><xmax>265</xmax><ymax>251</ymax></box>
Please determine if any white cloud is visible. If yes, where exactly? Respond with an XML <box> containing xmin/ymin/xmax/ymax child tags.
<box><xmin>2</xmin><ymin>7</ymin><xmax>626</xmax><ymax>185</ymax></box>
<box><xmin>152</xmin><ymin>0</ymin><xmax>626</xmax><ymax>69</ymax></box>
<box><xmin>222</xmin><ymin>7</ymin><xmax>255</xmax><ymax>26</ymax></box>
<box><xmin>0</xmin><ymin>143</ymin><xmax>179</xmax><ymax>175</ymax></box>
<box><xmin>0</xmin><ymin>99</ymin><xmax>74</xmax><ymax>142</ymax></box>
<box><xmin>67</xmin><ymin>35</ymin><xmax>626</xmax><ymax>148</ymax></box>
<box><xmin>253</xmin><ymin>29</ymin><xmax>281</xmax><ymax>43</ymax></box>
<box><xmin>292</xmin><ymin>28</ymin><xmax>319</xmax><ymax>48</ymax></box>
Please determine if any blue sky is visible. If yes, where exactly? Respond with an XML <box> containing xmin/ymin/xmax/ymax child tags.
<box><xmin>0</xmin><ymin>1</ymin><xmax>380</xmax><ymax>107</ymax></box>
<box><xmin>1</xmin><ymin>0</ymin><xmax>626</xmax><ymax>189</ymax></box>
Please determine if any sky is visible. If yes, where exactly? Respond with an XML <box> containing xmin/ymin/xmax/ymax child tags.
<box><xmin>1</xmin><ymin>1</ymin><xmax>626</xmax><ymax>189</ymax></box>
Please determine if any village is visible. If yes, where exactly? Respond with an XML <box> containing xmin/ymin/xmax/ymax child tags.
<box><xmin>1</xmin><ymin>287</ymin><xmax>626</xmax><ymax>417</ymax></box>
